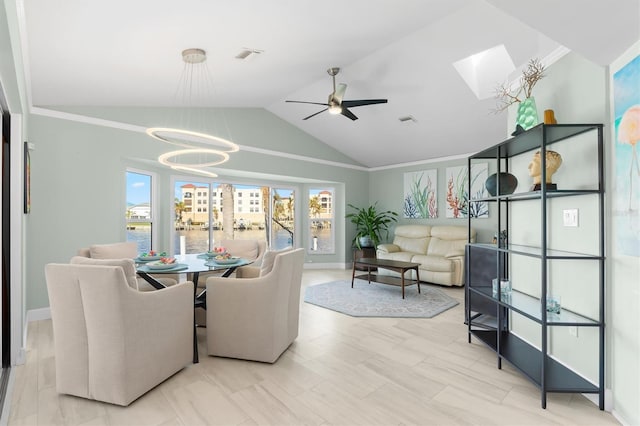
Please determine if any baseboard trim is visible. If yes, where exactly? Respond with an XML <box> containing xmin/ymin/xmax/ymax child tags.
<box><xmin>611</xmin><ymin>409</ymin><xmax>632</xmax><ymax>426</ymax></box>
<box><xmin>26</xmin><ymin>307</ymin><xmax>51</xmax><ymax>322</ymax></box>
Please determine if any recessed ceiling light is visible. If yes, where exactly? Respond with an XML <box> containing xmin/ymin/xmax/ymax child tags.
<box><xmin>235</xmin><ymin>48</ymin><xmax>264</xmax><ymax>60</ymax></box>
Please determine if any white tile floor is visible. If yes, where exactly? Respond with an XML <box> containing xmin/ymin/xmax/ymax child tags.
<box><xmin>8</xmin><ymin>269</ymin><xmax>618</xmax><ymax>425</ymax></box>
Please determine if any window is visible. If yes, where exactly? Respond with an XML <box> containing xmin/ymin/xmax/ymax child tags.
<box><xmin>173</xmin><ymin>181</ymin><xmax>271</xmax><ymax>254</ymax></box>
<box><xmin>271</xmin><ymin>187</ymin><xmax>295</xmax><ymax>250</ymax></box>
<box><xmin>309</xmin><ymin>188</ymin><xmax>335</xmax><ymax>254</ymax></box>
<box><xmin>126</xmin><ymin>170</ymin><xmax>155</xmax><ymax>253</ymax></box>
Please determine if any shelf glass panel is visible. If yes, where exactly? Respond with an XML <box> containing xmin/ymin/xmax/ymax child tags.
<box><xmin>466</xmin><ymin>243</ymin><xmax>603</xmax><ymax>259</ymax></box>
<box><xmin>471</xmin><ymin>124</ymin><xmax>602</xmax><ymax>159</ymax></box>
<box><xmin>470</xmin><ymin>287</ymin><xmax>599</xmax><ymax>325</ymax></box>
<box><xmin>471</xmin><ymin>189</ymin><xmax>601</xmax><ymax>203</ymax></box>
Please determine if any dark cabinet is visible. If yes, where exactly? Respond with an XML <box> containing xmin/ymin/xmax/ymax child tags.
<box><xmin>353</xmin><ymin>247</ymin><xmax>376</xmax><ymax>271</ymax></box>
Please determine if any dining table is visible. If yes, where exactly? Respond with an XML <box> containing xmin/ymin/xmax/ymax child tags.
<box><xmin>136</xmin><ymin>253</ymin><xmax>252</xmax><ymax>363</ymax></box>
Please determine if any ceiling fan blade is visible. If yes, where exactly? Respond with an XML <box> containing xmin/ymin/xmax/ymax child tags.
<box><xmin>340</xmin><ymin>108</ymin><xmax>358</xmax><ymax>121</ymax></box>
<box><xmin>286</xmin><ymin>100</ymin><xmax>329</xmax><ymax>106</ymax></box>
<box><xmin>341</xmin><ymin>99</ymin><xmax>388</xmax><ymax>108</ymax></box>
<box><xmin>333</xmin><ymin>83</ymin><xmax>347</xmax><ymax>103</ymax></box>
<box><xmin>303</xmin><ymin>108</ymin><xmax>328</xmax><ymax>120</ymax></box>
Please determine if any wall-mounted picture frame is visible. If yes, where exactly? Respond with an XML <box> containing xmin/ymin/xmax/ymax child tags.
<box><xmin>445</xmin><ymin>163</ymin><xmax>488</xmax><ymax>218</ymax></box>
<box><xmin>24</xmin><ymin>141</ymin><xmax>30</xmax><ymax>214</ymax></box>
<box><xmin>403</xmin><ymin>169</ymin><xmax>437</xmax><ymax>218</ymax></box>
<box><xmin>612</xmin><ymin>51</ymin><xmax>640</xmax><ymax>257</ymax></box>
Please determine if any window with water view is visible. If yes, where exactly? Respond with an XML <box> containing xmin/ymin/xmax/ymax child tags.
<box><xmin>126</xmin><ymin>170</ymin><xmax>154</xmax><ymax>253</ymax></box>
<box><xmin>309</xmin><ymin>188</ymin><xmax>335</xmax><ymax>254</ymax></box>
<box><xmin>174</xmin><ymin>181</ymin><xmax>294</xmax><ymax>254</ymax></box>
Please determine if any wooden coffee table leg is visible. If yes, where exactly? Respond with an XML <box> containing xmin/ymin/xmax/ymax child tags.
<box><xmin>351</xmin><ymin>261</ymin><xmax>357</xmax><ymax>288</ymax></box>
<box><xmin>416</xmin><ymin>267</ymin><xmax>421</xmax><ymax>294</ymax></box>
<box><xmin>401</xmin><ymin>270</ymin><xmax>405</xmax><ymax>299</ymax></box>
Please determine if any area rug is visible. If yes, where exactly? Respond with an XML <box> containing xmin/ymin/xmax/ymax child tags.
<box><xmin>304</xmin><ymin>279</ymin><xmax>459</xmax><ymax>318</ymax></box>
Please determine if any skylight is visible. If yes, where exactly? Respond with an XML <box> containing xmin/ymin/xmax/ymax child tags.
<box><xmin>453</xmin><ymin>44</ymin><xmax>516</xmax><ymax>100</ymax></box>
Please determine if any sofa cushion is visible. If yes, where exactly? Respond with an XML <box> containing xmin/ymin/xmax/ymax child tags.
<box><xmin>89</xmin><ymin>242</ymin><xmax>137</xmax><ymax>259</ymax></box>
<box><xmin>392</xmin><ymin>225</ymin><xmax>431</xmax><ymax>253</ymax></box>
<box><xmin>70</xmin><ymin>256</ymin><xmax>139</xmax><ymax>289</ymax></box>
<box><xmin>394</xmin><ymin>225</ymin><xmax>432</xmax><ymax>238</ymax></box>
<box><xmin>430</xmin><ymin>226</ymin><xmax>469</xmax><ymax>240</ymax></box>
<box><xmin>412</xmin><ymin>254</ymin><xmax>454</xmax><ymax>272</ymax></box>
<box><xmin>378</xmin><ymin>251</ymin><xmax>415</xmax><ymax>263</ymax></box>
<box><xmin>428</xmin><ymin>226</ymin><xmax>472</xmax><ymax>258</ymax></box>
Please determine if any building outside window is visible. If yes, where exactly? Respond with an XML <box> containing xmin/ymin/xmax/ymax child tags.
<box><xmin>309</xmin><ymin>188</ymin><xmax>335</xmax><ymax>254</ymax></box>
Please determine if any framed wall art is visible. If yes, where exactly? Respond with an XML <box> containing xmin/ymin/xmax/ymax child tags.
<box><xmin>613</xmin><ymin>51</ymin><xmax>640</xmax><ymax>256</ymax></box>
<box><xmin>445</xmin><ymin>163</ymin><xmax>488</xmax><ymax>219</ymax></box>
<box><xmin>403</xmin><ymin>169</ymin><xmax>437</xmax><ymax>218</ymax></box>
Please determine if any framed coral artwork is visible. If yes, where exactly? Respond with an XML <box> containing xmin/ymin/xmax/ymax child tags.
<box><xmin>613</xmin><ymin>51</ymin><xmax>640</xmax><ymax>256</ymax></box>
<box><xmin>445</xmin><ymin>163</ymin><xmax>488</xmax><ymax>218</ymax></box>
<box><xmin>403</xmin><ymin>169</ymin><xmax>437</xmax><ymax>218</ymax></box>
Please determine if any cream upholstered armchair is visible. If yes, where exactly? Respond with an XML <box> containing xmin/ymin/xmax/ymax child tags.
<box><xmin>205</xmin><ymin>248</ymin><xmax>304</xmax><ymax>363</ymax></box>
<box><xmin>216</xmin><ymin>238</ymin><xmax>267</xmax><ymax>277</ymax></box>
<box><xmin>77</xmin><ymin>242</ymin><xmax>178</xmax><ymax>290</ymax></box>
<box><xmin>234</xmin><ymin>247</ymin><xmax>292</xmax><ymax>279</ymax></box>
<box><xmin>45</xmin><ymin>261</ymin><xmax>194</xmax><ymax>406</ymax></box>
<box><xmin>193</xmin><ymin>239</ymin><xmax>267</xmax><ymax>327</ymax></box>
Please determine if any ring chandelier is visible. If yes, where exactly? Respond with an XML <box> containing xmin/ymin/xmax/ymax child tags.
<box><xmin>149</xmin><ymin>48</ymin><xmax>238</xmax><ymax>175</ymax></box>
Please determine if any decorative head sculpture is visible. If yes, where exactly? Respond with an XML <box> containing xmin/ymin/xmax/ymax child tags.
<box><xmin>528</xmin><ymin>150</ymin><xmax>562</xmax><ymax>190</ymax></box>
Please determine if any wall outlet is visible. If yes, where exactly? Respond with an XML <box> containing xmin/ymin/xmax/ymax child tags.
<box><xmin>569</xmin><ymin>326</ymin><xmax>579</xmax><ymax>337</ymax></box>
<box><xmin>563</xmin><ymin>209</ymin><xmax>579</xmax><ymax>227</ymax></box>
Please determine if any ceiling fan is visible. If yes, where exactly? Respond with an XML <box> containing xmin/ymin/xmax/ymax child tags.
<box><xmin>286</xmin><ymin>67</ymin><xmax>388</xmax><ymax>121</ymax></box>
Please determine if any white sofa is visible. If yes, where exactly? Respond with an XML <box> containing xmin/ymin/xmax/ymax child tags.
<box><xmin>376</xmin><ymin>225</ymin><xmax>476</xmax><ymax>287</ymax></box>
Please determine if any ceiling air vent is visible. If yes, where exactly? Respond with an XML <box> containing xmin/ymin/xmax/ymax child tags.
<box><xmin>398</xmin><ymin>115</ymin><xmax>417</xmax><ymax>123</ymax></box>
<box><xmin>235</xmin><ymin>48</ymin><xmax>264</xmax><ymax>60</ymax></box>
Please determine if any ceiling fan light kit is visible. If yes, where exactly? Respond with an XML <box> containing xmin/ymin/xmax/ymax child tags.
<box><xmin>148</xmin><ymin>48</ymin><xmax>238</xmax><ymax>175</ymax></box>
<box><xmin>286</xmin><ymin>67</ymin><xmax>388</xmax><ymax>121</ymax></box>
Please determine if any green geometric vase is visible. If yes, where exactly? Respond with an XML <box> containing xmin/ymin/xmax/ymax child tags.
<box><xmin>516</xmin><ymin>97</ymin><xmax>539</xmax><ymax>130</ymax></box>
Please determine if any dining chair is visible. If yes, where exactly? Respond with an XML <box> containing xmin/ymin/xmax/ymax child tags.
<box><xmin>204</xmin><ymin>248</ymin><xmax>304</xmax><ymax>363</ymax></box>
<box><xmin>76</xmin><ymin>242</ymin><xmax>179</xmax><ymax>290</ymax></box>
<box><xmin>45</xmin><ymin>261</ymin><xmax>194</xmax><ymax>406</ymax></box>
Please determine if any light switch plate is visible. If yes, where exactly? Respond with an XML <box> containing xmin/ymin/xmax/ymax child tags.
<box><xmin>563</xmin><ymin>209</ymin><xmax>579</xmax><ymax>227</ymax></box>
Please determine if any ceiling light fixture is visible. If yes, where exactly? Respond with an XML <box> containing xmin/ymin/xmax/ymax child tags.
<box><xmin>147</xmin><ymin>48</ymin><xmax>238</xmax><ymax>175</ymax></box>
<box><xmin>158</xmin><ymin>148</ymin><xmax>230</xmax><ymax>168</ymax></box>
<box><xmin>328</xmin><ymin>104</ymin><xmax>342</xmax><ymax>115</ymax></box>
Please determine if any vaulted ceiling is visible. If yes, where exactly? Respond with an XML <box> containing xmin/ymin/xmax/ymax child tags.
<box><xmin>18</xmin><ymin>0</ymin><xmax>640</xmax><ymax>167</ymax></box>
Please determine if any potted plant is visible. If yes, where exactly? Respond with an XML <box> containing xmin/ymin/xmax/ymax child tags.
<box><xmin>346</xmin><ymin>202</ymin><xmax>398</xmax><ymax>249</ymax></box>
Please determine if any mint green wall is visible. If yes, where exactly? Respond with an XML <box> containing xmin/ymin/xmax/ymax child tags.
<box><xmin>46</xmin><ymin>106</ymin><xmax>364</xmax><ymax>167</ymax></box>
<box><xmin>369</xmin><ymin>156</ymin><xmax>498</xmax><ymax>243</ymax></box>
<box><xmin>26</xmin><ymin>111</ymin><xmax>369</xmax><ymax>311</ymax></box>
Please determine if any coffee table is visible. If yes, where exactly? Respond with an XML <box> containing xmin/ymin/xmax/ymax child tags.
<box><xmin>351</xmin><ymin>257</ymin><xmax>421</xmax><ymax>299</ymax></box>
